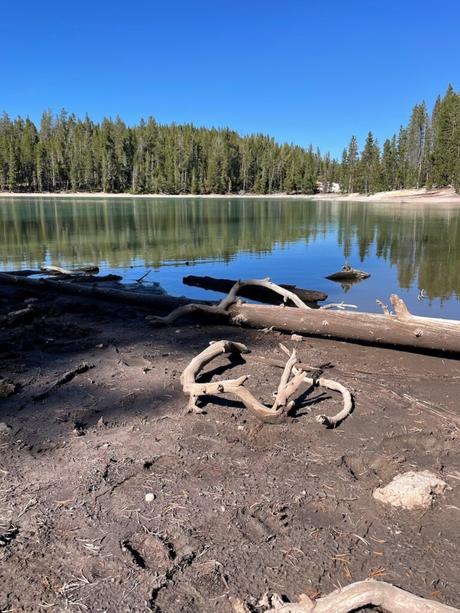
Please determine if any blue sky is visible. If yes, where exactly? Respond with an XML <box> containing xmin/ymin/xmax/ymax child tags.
<box><xmin>1</xmin><ymin>0</ymin><xmax>459</xmax><ymax>156</ymax></box>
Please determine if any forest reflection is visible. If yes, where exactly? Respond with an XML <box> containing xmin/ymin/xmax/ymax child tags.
<box><xmin>0</xmin><ymin>197</ymin><xmax>459</xmax><ymax>302</ymax></box>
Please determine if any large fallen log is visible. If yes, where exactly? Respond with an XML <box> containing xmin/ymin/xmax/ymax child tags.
<box><xmin>0</xmin><ymin>271</ymin><xmax>194</xmax><ymax>313</ymax></box>
<box><xmin>225</xmin><ymin>302</ymin><xmax>460</xmax><ymax>353</ymax></box>
<box><xmin>149</xmin><ymin>279</ymin><xmax>460</xmax><ymax>355</ymax></box>
<box><xmin>183</xmin><ymin>275</ymin><xmax>327</xmax><ymax>306</ymax></box>
<box><xmin>3</xmin><ymin>272</ymin><xmax>460</xmax><ymax>354</ymax></box>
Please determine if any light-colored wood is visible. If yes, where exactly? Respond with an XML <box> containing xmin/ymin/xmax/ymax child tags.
<box><xmin>266</xmin><ymin>579</ymin><xmax>459</xmax><ymax>612</ymax></box>
<box><xmin>181</xmin><ymin>340</ymin><xmax>352</xmax><ymax>425</ymax></box>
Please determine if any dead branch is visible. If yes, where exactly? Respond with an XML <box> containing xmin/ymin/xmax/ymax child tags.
<box><xmin>279</xmin><ymin>344</ymin><xmax>352</xmax><ymax>427</ymax></box>
<box><xmin>265</xmin><ymin>579</ymin><xmax>459</xmax><ymax>612</ymax></box>
<box><xmin>320</xmin><ymin>302</ymin><xmax>357</xmax><ymax>311</ymax></box>
<box><xmin>41</xmin><ymin>265</ymin><xmax>99</xmax><ymax>276</ymax></box>
<box><xmin>183</xmin><ymin>274</ymin><xmax>327</xmax><ymax>306</ymax></box>
<box><xmin>181</xmin><ymin>340</ymin><xmax>352</xmax><ymax>426</ymax></box>
<box><xmin>148</xmin><ymin>278</ymin><xmax>313</xmax><ymax>326</ymax></box>
<box><xmin>33</xmin><ymin>362</ymin><xmax>94</xmax><ymax>401</ymax></box>
<box><xmin>181</xmin><ymin>340</ymin><xmax>307</xmax><ymax>422</ymax></box>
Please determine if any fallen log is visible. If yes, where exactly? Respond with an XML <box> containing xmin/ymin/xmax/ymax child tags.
<box><xmin>3</xmin><ymin>272</ymin><xmax>460</xmax><ymax>354</ymax></box>
<box><xmin>225</xmin><ymin>301</ymin><xmax>460</xmax><ymax>354</ymax></box>
<box><xmin>183</xmin><ymin>275</ymin><xmax>327</xmax><ymax>306</ymax></box>
<box><xmin>150</xmin><ymin>279</ymin><xmax>460</xmax><ymax>355</ymax></box>
<box><xmin>51</xmin><ymin>273</ymin><xmax>123</xmax><ymax>283</ymax></box>
<box><xmin>41</xmin><ymin>265</ymin><xmax>99</xmax><ymax>275</ymax></box>
<box><xmin>0</xmin><ymin>271</ymin><xmax>195</xmax><ymax>313</ymax></box>
<box><xmin>1</xmin><ymin>269</ymin><xmax>42</xmax><ymax>277</ymax></box>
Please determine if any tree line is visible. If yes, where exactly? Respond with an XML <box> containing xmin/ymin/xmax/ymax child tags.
<box><xmin>0</xmin><ymin>85</ymin><xmax>459</xmax><ymax>195</ymax></box>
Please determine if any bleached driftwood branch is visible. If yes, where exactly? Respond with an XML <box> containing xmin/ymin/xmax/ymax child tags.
<box><xmin>263</xmin><ymin>579</ymin><xmax>459</xmax><ymax>612</ymax></box>
<box><xmin>279</xmin><ymin>343</ymin><xmax>352</xmax><ymax>427</ymax></box>
<box><xmin>181</xmin><ymin>340</ymin><xmax>352</xmax><ymax>426</ymax></box>
<box><xmin>149</xmin><ymin>278</ymin><xmax>312</xmax><ymax>325</ymax></box>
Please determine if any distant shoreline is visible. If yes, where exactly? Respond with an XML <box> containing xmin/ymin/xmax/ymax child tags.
<box><xmin>0</xmin><ymin>187</ymin><xmax>459</xmax><ymax>205</ymax></box>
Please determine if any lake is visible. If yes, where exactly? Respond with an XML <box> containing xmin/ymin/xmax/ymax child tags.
<box><xmin>1</xmin><ymin>196</ymin><xmax>459</xmax><ymax>318</ymax></box>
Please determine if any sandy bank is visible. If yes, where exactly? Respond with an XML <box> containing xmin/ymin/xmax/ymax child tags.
<box><xmin>0</xmin><ymin>187</ymin><xmax>459</xmax><ymax>204</ymax></box>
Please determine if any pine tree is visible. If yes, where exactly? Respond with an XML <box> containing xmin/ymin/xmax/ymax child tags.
<box><xmin>359</xmin><ymin>132</ymin><xmax>381</xmax><ymax>194</ymax></box>
<box><xmin>431</xmin><ymin>85</ymin><xmax>460</xmax><ymax>186</ymax></box>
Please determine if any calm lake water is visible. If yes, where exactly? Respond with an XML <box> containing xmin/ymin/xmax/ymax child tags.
<box><xmin>1</xmin><ymin>197</ymin><xmax>459</xmax><ymax>318</ymax></box>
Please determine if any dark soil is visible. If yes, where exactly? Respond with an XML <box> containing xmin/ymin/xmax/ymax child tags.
<box><xmin>1</xmin><ymin>284</ymin><xmax>459</xmax><ymax>612</ymax></box>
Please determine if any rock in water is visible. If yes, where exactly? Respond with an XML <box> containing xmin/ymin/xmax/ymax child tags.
<box><xmin>373</xmin><ymin>470</ymin><xmax>448</xmax><ymax>510</ymax></box>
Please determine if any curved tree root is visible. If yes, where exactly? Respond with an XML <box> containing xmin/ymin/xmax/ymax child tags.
<box><xmin>181</xmin><ymin>340</ymin><xmax>353</xmax><ymax>426</ymax></box>
<box><xmin>264</xmin><ymin>579</ymin><xmax>459</xmax><ymax>612</ymax></box>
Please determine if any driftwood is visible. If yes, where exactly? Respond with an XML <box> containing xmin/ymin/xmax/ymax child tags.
<box><xmin>33</xmin><ymin>362</ymin><xmax>94</xmax><ymax>401</ymax></box>
<box><xmin>2</xmin><ymin>272</ymin><xmax>460</xmax><ymax>354</ymax></box>
<box><xmin>262</xmin><ymin>579</ymin><xmax>459</xmax><ymax>612</ymax></box>
<box><xmin>52</xmin><ymin>273</ymin><xmax>123</xmax><ymax>283</ymax></box>
<box><xmin>326</xmin><ymin>266</ymin><xmax>370</xmax><ymax>282</ymax></box>
<box><xmin>0</xmin><ymin>271</ymin><xmax>193</xmax><ymax>313</ymax></box>
<box><xmin>1</xmin><ymin>304</ymin><xmax>39</xmax><ymax>326</ymax></box>
<box><xmin>181</xmin><ymin>340</ymin><xmax>352</xmax><ymax>425</ymax></box>
<box><xmin>149</xmin><ymin>278</ymin><xmax>460</xmax><ymax>354</ymax></box>
<box><xmin>40</xmin><ymin>265</ymin><xmax>99</xmax><ymax>276</ymax></box>
<box><xmin>3</xmin><ymin>266</ymin><xmax>100</xmax><ymax>278</ymax></box>
<box><xmin>183</xmin><ymin>275</ymin><xmax>327</xmax><ymax>306</ymax></box>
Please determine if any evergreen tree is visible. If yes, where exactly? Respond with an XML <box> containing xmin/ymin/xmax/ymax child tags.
<box><xmin>359</xmin><ymin>132</ymin><xmax>381</xmax><ymax>194</ymax></box>
<box><xmin>1</xmin><ymin>87</ymin><xmax>460</xmax><ymax>196</ymax></box>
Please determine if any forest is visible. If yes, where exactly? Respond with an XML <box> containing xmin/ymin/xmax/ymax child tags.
<box><xmin>0</xmin><ymin>85</ymin><xmax>459</xmax><ymax>195</ymax></box>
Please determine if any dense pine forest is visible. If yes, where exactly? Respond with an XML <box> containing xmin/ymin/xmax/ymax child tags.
<box><xmin>0</xmin><ymin>85</ymin><xmax>459</xmax><ymax>195</ymax></box>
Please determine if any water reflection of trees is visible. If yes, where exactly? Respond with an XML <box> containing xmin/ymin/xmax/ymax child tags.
<box><xmin>0</xmin><ymin>198</ymin><xmax>459</xmax><ymax>301</ymax></box>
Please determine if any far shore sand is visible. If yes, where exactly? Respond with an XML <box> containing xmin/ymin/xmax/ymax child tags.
<box><xmin>1</xmin><ymin>187</ymin><xmax>459</xmax><ymax>205</ymax></box>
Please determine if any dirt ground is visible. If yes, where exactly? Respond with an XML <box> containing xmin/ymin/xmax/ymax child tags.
<box><xmin>1</xmin><ymin>284</ymin><xmax>460</xmax><ymax>612</ymax></box>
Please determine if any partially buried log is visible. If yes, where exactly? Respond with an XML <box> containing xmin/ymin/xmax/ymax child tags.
<box><xmin>262</xmin><ymin>579</ymin><xmax>459</xmax><ymax>612</ymax></box>
<box><xmin>183</xmin><ymin>275</ymin><xmax>327</xmax><ymax>306</ymax></box>
<box><xmin>181</xmin><ymin>340</ymin><xmax>352</xmax><ymax>425</ymax></box>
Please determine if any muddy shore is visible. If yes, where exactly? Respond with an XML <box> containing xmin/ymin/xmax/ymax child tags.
<box><xmin>1</xmin><ymin>284</ymin><xmax>459</xmax><ymax>612</ymax></box>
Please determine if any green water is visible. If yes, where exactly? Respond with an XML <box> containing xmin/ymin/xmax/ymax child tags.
<box><xmin>0</xmin><ymin>196</ymin><xmax>459</xmax><ymax>318</ymax></box>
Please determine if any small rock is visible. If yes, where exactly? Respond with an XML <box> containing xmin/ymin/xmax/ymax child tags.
<box><xmin>0</xmin><ymin>422</ymin><xmax>12</xmax><ymax>437</ymax></box>
<box><xmin>373</xmin><ymin>470</ymin><xmax>448</xmax><ymax>510</ymax></box>
<box><xmin>291</xmin><ymin>334</ymin><xmax>303</xmax><ymax>342</ymax></box>
<box><xmin>0</xmin><ymin>380</ymin><xmax>17</xmax><ymax>398</ymax></box>
<box><xmin>145</xmin><ymin>492</ymin><xmax>155</xmax><ymax>502</ymax></box>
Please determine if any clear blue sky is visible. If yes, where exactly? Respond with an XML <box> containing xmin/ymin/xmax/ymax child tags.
<box><xmin>1</xmin><ymin>0</ymin><xmax>459</xmax><ymax>156</ymax></box>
